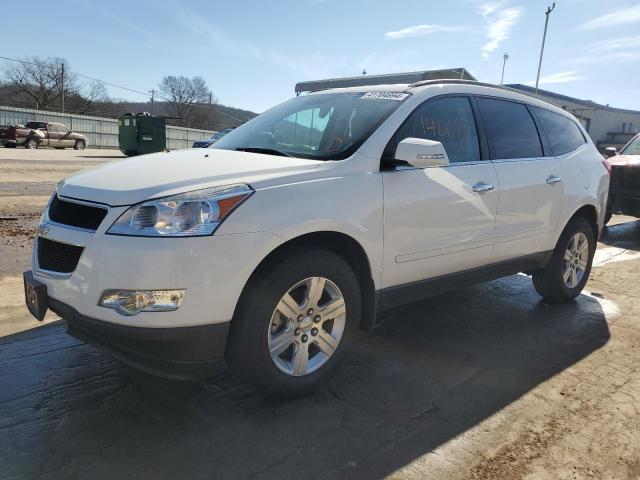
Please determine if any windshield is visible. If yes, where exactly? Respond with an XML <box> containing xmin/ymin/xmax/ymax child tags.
<box><xmin>211</xmin><ymin>92</ymin><xmax>409</xmax><ymax>160</ymax></box>
<box><xmin>621</xmin><ymin>135</ymin><xmax>640</xmax><ymax>155</ymax></box>
<box><xmin>210</xmin><ymin>129</ymin><xmax>230</xmax><ymax>140</ymax></box>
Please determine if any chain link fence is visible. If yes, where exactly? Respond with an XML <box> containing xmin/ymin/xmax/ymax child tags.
<box><xmin>0</xmin><ymin>105</ymin><xmax>215</xmax><ymax>150</ymax></box>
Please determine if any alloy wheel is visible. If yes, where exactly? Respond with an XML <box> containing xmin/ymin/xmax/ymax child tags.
<box><xmin>563</xmin><ymin>232</ymin><xmax>589</xmax><ymax>288</ymax></box>
<box><xmin>267</xmin><ymin>277</ymin><xmax>346</xmax><ymax>376</ymax></box>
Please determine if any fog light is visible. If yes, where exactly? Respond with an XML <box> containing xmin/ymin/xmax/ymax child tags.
<box><xmin>98</xmin><ymin>289</ymin><xmax>185</xmax><ymax>316</ymax></box>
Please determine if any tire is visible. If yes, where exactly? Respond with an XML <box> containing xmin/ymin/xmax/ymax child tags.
<box><xmin>25</xmin><ymin>138</ymin><xmax>39</xmax><ymax>149</ymax></box>
<box><xmin>5</xmin><ymin>143</ymin><xmax>17</xmax><ymax>148</ymax></box>
<box><xmin>532</xmin><ymin>217</ymin><xmax>595</xmax><ymax>302</ymax></box>
<box><xmin>74</xmin><ymin>139</ymin><xmax>86</xmax><ymax>150</ymax></box>
<box><xmin>226</xmin><ymin>248</ymin><xmax>361</xmax><ymax>397</ymax></box>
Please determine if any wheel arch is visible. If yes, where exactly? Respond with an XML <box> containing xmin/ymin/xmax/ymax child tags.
<box><xmin>563</xmin><ymin>204</ymin><xmax>599</xmax><ymax>241</ymax></box>
<box><xmin>235</xmin><ymin>231</ymin><xmax>378</xmax><ymax>331</ymax></box>
<box><xmin>25</xmin><ymin>136</ymin><xmax>40</xmax><ymax>147</ymax></box>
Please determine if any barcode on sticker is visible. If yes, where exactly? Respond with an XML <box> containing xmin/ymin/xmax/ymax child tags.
<box><xmin>361</xmin><ymin>92</ymin><xmax>409</xmax><ymax>101</ymax></box>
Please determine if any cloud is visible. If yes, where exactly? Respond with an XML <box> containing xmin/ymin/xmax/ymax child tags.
<box><xmin>479</xmin><ymin>1</ymin><xmax>523</xmax><ymax>59</ymax></box>
<box><xmin>580</xmin><ymin>4</ymin><xmax>640</xmax><ymax>30</ymax></box>
<box><xmin>569</xmin><ymin>51</ymin><xmax>640</xmax><ymax>65</ymax></box>
<box><xmin>525</xmin><ymin>71</ymin><xmax>584</xmax><ymax>86</ymax></box>
<box><xmin>591</xmin><ymin>35</ymin><xmax>640</xmax><ymax>52</ymax></box>
<box><xmin>385</xmin><ymin>24</ymin><xmax>467</xmax><ymax>39</ymax></box>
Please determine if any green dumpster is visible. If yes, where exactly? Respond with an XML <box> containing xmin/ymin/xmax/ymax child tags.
<box><xmin>118</xmin><ymin>113</ymin><xmax>166</xmax><ymax>156</ymax></box>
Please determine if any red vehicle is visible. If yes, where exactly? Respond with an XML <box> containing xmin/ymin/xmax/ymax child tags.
<box><xmin>0</xmin><ymin>121</ymin><xmax>87</xmax><ymax>150</ymax></box>
<box><xmin>604</xmin><ymin>133</ymin><xmax>640</xmax><ymax>224</ymax></box>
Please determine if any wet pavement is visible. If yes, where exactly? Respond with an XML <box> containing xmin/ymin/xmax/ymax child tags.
<box><xmin>0</xmin><ymin>273</ymin><xmax>612</xmax><ymax>479</ymax></box>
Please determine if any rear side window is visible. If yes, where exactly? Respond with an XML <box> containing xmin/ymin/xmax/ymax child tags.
<box><xmin>389</xmin><ymin>96</ymin><xmax>481</xmax><ymax>163</ymax></box>
<box><xmin>477</xmin><ymin>98</ymin><xmax>543</xmax><ymax>160</ymax></box>
<box><xmin>532</xmin><ymin>107</ymin><xmax>585</xmax><ymax>156</ymax></box>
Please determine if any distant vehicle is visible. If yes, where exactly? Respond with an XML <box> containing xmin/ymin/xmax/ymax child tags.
<box><xmin>603</xmin><ymin>133</ymin><xmax>640</xmax><ymax>224</ymax></box>
<box><xmin>192</xmin><ymin>129</ymin><xmax>233</xmax><ymax>148</ymax></box>
<box><xmin>0</xmin><ymin>122</ymin><xmax>87</xmax><ymax>150</ymax></box>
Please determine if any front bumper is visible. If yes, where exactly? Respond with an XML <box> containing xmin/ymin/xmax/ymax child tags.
<box><xmin>48</xmin><ymin>297</ymin><xmax>230</xmax><ymax>380</ymax></box>
<box><xmin>32</xmin><ymin>205</ymin><xmax>281</xmax><ymax>328</ymax></box>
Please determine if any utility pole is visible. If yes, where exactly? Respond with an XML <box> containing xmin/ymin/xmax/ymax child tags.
<box><xmin>150</xmin><ymin>90</ymin><xmax>155</xmax><ymax>115</ymax></box>
<box><xmin>500</xmin><ymin>52</ymin><xmax>509</xmax><ymax>85</ymax></box>
<box><xmin>535</xmin><ymin>3</ymin><xmax>556</xmax><ymax>94</ymax></box>
<box><xmin>60</xmin><ymin>63</ymin><xmax>65</xmax><ymax>113</ymax></box>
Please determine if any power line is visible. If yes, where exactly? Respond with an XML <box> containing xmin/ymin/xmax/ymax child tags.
<box><xmin>76</xmin><ymin>73</ymin><xmax>150</xmax><ymax>97</ymax></box>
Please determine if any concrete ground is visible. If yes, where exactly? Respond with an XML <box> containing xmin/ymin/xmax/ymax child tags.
<box><xmin>1</xmin><ymin>147</ymin><xmax>639</xmax><ymax>479</ymax></box>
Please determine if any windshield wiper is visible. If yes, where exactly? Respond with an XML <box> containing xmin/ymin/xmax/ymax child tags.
<box><xmin>235</xmin><ymin>147</ymin><xmax>292</xmax><ymax>157</ymax></box>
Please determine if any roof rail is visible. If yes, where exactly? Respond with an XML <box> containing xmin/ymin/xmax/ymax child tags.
<box><xmin>406</xmin><ymin>78</ymin><xmax>549</xmax><ymax>97</ymax></box>
<box><xmin>408</xmin><ymin>78</ymin><xmax>500</xmax><ymax>90</ymax></box>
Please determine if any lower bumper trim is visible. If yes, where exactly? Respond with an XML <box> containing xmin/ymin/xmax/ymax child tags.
<box><xmin>48</xmin><ymin>298</ymin><xmax>230</xmax><ymax>380</ymax></box>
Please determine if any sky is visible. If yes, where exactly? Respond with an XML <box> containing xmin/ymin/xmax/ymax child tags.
<box><xmin>3</xmin><ymin>0</ymin><xmax>639</xmax><ymax>113</ymax></box>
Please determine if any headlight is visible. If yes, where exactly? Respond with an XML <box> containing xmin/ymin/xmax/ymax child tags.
<box><xmin>107</xmin><ymin>184</ymin><xmax>253</xmax><ymax>237</ymax></box>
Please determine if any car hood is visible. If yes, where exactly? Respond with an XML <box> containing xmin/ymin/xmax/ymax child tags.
<box><xmin>608</xmin><ymin>154</ymin><xmax>640</xmax><ymax>167</ymax></box>
<box><xmin>58</xmin><ymin>148</ymin><xmax>325</xmax><ymax>206</ymax></box>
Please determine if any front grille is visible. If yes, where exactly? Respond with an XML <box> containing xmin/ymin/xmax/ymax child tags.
<box><xmin>611</xmin><ymin>165</ymin><xmax>640</xmax><ymax>194</ymax></box>
<box><xmin>37</xmin><ymin>237</ymin><xmax>84</xmax><ymax>274</ymax></box>
<box><xmin>48</xmin><ymin>195</ymin><xmax>107</xmax><ymax>231</ymax></box>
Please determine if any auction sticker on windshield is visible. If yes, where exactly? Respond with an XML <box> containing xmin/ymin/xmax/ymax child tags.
<box><xmin>361</xmin><ymin>92</ymin><xmax>409</xmax><ymax>101</ymax></box>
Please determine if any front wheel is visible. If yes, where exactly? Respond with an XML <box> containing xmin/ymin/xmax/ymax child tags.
<box><xmin>74</xmin><ymin>139</ymin><xmax>86</xmax><ymax>150</ymax></box>
<box><xmin>226</xmin><ymin>248</ymin><xmax>361</xmax><ymax>396</ymax></box>
<box><xmin>532</xmin><ymin>217</ymin><xmax>595</xmax><ymax>302</ymax></box>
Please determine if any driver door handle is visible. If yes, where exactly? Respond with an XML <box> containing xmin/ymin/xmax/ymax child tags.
<box><xmin>546</xmin><ymin>175</ymin><xmax>562</xmax><ymax>185</ymax></box>
<box><xmin>472</xmin><ymin>182</ymin><xmax>495</xmax><ymax>194</ymax></box>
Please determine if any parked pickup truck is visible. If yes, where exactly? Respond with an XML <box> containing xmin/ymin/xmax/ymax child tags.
<box><xmin>604</xmin><ymin>133</ymin><xmax>640</xmax><ymax>224</ymax></box>
<box><xmin>0</xmin><ymin>122</ymin><xmax>87</xmax><ymax>150</ymax></box>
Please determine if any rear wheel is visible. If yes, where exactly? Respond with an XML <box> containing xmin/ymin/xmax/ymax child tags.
<box><xmin>25</xmin><ymin>138</ymin><xmax>39</xmax><ymax>149</ymax></box>
<box><xmin>74</xmin><ymin>139</ymin><xmax>86</xmax><ymax>150</ymax></box>
<box><xmin>532</xmin><ymin>217</ymin><xmax>595</xmax><ymax>302</ymax></box>
<box><xmin>226</xmin><ymin>248</ymin><xmax>360</xmax><ymax>396</ymax></box>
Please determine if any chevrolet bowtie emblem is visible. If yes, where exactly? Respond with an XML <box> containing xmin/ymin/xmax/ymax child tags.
<box><xmin>37</xmin><ymin>223</ymin><xmax>50</xmax><ymax>237</ymax></box>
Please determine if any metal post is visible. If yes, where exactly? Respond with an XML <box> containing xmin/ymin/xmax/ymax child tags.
<box><xmin>500</xmin><ymin>52</ymin><xmax>509</xmax><ymax>85</ymax></box>
<box><xmin>535</xmin><ymin>3</ymin><xmax>556</xmax><ymax>94</ymax></box>
<box><xmin>150</xmin><ymin>90</ymin><xmax>155</xmax><ymax>115</ymax></box>
<box><xmin>60</xmin><ymin>63</ymin><xmax>65</xmax><ymax>113</ymax></box>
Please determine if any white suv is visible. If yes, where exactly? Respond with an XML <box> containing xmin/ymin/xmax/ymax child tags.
<box><xmin>24</xmin><ymin>80</ymin><xmax>609</xmax><ymax>395</ymax></box>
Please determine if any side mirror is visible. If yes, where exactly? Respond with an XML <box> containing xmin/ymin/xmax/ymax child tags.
<box><xmin>394</xmin><ymin>138</ymin><xmax>449</xmax><ymax>168</ymax></box>
<box><xmin>604</xmin><ymin>146</ymin><xmax>617</xmax><ymax>158</ymax></box>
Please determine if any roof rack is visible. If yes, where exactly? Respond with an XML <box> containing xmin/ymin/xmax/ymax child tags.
<box><xmin>294</xmin><ymin>68</ymin><xmax>476</xmax><ymax>94</ymax></box>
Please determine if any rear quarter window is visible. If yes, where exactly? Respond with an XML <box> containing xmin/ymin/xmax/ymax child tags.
<box><xmin>532</xmin><ymin>107</ymin><xmax>586</xmax><ymax>156</ymax></box>
<box><xmin>477</xmin><ymin>97</ymin><xmax>543</xmax><ymax>160</ymax></box>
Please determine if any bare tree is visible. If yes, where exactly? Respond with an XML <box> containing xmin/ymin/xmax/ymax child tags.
<box><xmin>67</xmin><ymin>80</ymin><xmax>109</xmax><ymax>114</ymax></box>
<box><xmin>158</xmin><ymin>75</ymin><xmax>213</xmax><ymax>125</ymax></box>
<box><xmin>4</xmin><ymin>56</ymin><xmax>78</xmax><ymax>110</ymax></box>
